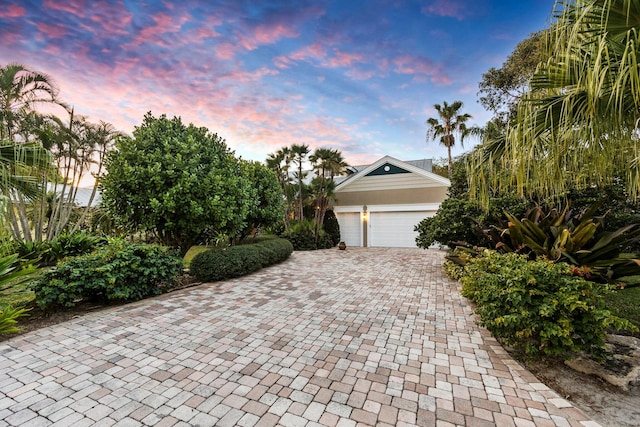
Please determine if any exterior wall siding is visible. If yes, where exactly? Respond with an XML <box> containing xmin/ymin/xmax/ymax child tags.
<box><xmin>335</xmin><ymin>186</ymin><xmax>448</xmax><ymax>206</ymax></box>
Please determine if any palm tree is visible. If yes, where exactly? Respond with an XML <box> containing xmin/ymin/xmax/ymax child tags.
<box><xmin>477</xmin><ymin>0</ymin><xmax>640</xmax><ymax>200</ymax></box>
<box><xmin>309</xmin><ymin>148</ymin><xmax>348</xmax><ymax>233</ymax></box>
<box><xmin>290</xmin><ymin>143</ymin><xmax>309</xmax><ymax>221</ymax></box>
<box><xmin>0</xmin><ymin>63</ymin><xmax>60</xmax><ymax>141</ymax></box>
<box><xmin>426</xmin><ymin>101</ymin><xmax>473</xmax><ymax>179</ymax></box>
<box><xmin>266</xmin><ymin>146</ymin><xmax>294</xmax><ymax>229</ymax></box>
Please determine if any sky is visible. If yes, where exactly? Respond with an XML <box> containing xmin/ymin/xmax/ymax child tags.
<box><xmin>1</xmin><ymin>0</ymin><xmax>555</xmax><ymax>169</ymax></box>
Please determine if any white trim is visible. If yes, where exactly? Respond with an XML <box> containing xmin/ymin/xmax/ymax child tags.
<box><xmin>366</xmin><ymin>203</ymin><xmax>441</xmax><ymax>212</ymax></box>
<box><xmin>335</xmin><ymin>155</ymin><xmax>450</xmax><ymax>192</ymax></box>
<box><xmin>333</xmin><ymin>205</ymin><xmax>365</xmax><ymax>213</ymax></box>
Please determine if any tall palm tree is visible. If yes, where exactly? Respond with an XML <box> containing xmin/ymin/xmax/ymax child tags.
<box><xmin>290</xmin><ymin>143</ymin><xmax>309</xmax><ymax>221</ymax></box>
<box><xmin>266</xmin><ymin>146</ymin><xmax>294</xmax><ymax>229</ymax></box>
<box><xmin>426</xmin><ymin>101</ymin><xmax>472</xmax><ymax>179</ymax></box>
<box><xmin>309</xmin><ymin>148</ymin><xmax>348</xmax><ymax>231</ymax></box>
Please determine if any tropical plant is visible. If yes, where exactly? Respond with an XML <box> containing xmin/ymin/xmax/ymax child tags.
<box><xmin>101</xmin><ymin>113</ymin><xmax>254</xmax><ymax>255</ymax></box>
<box><xmin>0</xmin><ymin>253</ymin><xmax>36</xmax><ymax>334</ymax></box>
<box><xmin>266</xmin><ymin>146</ymin><xmax>294</xmax><ymax>230</ymax></box>
<box><xmin>488</xmin><ymin>203</ymin><xmax>640</xmax><ymax>282</ymax></box>
<box><xmin>472</xmin><ymin>0</ymin><xmax>640</xmax><ymax>201</ymax></box>
<box><xmin>290</xmin><ymin>144</ymin><xmax>310</xmax><ymax>221</ymax></box>
<box><xmin>0</xmin><ymin>63</ymin><xmax>60</xmax><ymax>141</ymax></box>
<box><xmin>309</xmin><ymin>148</ymin><xmax>348</xmax><ymax>234</ymax></box>
<box><xmin>282</xmin><ymin>219</ymin><xmax>333</xmax><ymax>250</ymax></box>
<box><xmin>425</xmin><ymin>100</ymin><xmax>474</xmax><ymax>178</ymax></box>
<box><xmin>460</xmin><ymin>250</ymin><xmax>636</xmax><ymax>359</ymax></box>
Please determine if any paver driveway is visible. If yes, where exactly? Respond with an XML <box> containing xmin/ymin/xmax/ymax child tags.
<box><xmin>0</xmin><ymin>248</ymin><xmax>598</xmax><ymax>427</ymax></box>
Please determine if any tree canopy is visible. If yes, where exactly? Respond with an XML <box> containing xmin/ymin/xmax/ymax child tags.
<box><xmin>101</xmin><ymin>113</ymin><xmax>256</xmax><ymax>254</ymax></box>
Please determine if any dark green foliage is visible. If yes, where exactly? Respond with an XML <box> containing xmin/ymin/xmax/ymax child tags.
<box><xmin>12</xmin><ymin>231</ymin><xmax>106</xmax><ymax>266</ymax></box>
<box><xmin>415</xmin><ymin>156</ymin><xmax>528</xmax><ymax>249</ymax></box>
<box><xmin>282</xmin><ymin>219</ymin><xmax>333</xmax><ymax>250</ymax></box>
<box><xmin>488</xmin><ymin>203</ymin><xmax>640</xmax><ymax>282</ymax></box>
<box><xmin>101</xmin><ymin>113</ymin><xmax>254</xmax><ymax>255</ymax></box>
<box><xmin>460</xmin><ymin>250</ymin><xmax>636</xmax><ymax>359</ymax></box>
<box><xmin>46</xmin><ymin>231</ymin><xmax>107</xmax><ymax>264</ymax></box>
<box><xmin>323</xmin><ymin>210</ymin><xmax>340</xmax><ymax>246</ymax></box>
<box><xmin>190</xmin><ymin>238</ymin><xmax>293</xmax><ymax>282</ymax></box>
<box><xmin>235</xmin><ymin>161</ymin><xmax>284</xmax><ymax>241</ymax></box>
<box><xmin>31</xmin><ymin>240</ymin><xmax>183</xmax><ymax>310</ymax></box>
<box><xmin>415</xmin><ymin>197</ymin><xmax>485</xmax><ymax>248</ymax></box>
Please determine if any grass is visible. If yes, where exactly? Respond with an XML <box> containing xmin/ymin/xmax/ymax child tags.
<box><xmin>605</xmin><ymin>284</ymin><xmax>640</xmax><ymax>333</ymax></box>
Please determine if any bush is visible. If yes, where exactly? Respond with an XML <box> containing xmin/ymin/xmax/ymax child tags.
<box><xmin>460</xmin><ymin>250</ymin><xmax>636</xmax><ymax>359</ymax></box>
<box><xmin>282</xmin><ymin>219</ymin><xmax>333</xmax><ymax>250</ymax></box>
<box><xmin>415</xmin><ymin>197</ymin><xmax>485</xmax><ymax>248</ymax></box>
<box><xmin>190</xmin><ymin>238</ymin><xmax>293</xmax><ymax>282</ymax></box>
<box><xmin>323</xmin><ymin>210</ymin><xmax>341</xmax><ymax>246</ymax></box>
<box><xmin>31</xmin><ymin>240</ymin><xmax>183</xmax><ymax>310</ymax></box>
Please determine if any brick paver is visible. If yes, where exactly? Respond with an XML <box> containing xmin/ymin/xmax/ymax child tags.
<box><xmin>0</xmin><ymin>248</ymin><xmax>599</xmax><ymax>426</ymax></box>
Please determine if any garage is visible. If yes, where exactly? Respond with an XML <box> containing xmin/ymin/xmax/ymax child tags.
<box><xmin>332</xmin><ymin>156</ymin><xmax>450</xmax><ymax>248</ymax></box>
<box><xmin>368</xmin><ymin>210</ymin><xmax>434</xmax><ymax>248</ymax></box>
<box><xmin>335</xmin><ymin>212</ymin><xmax>361</xmax><ymax>247</ymax></box>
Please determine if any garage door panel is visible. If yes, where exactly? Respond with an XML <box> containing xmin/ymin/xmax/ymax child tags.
<box><xmin>369</xmin><ymin>211</ymin><xmax>433</xmax><ymax>248</ymax></box>
<box><xmin>336</xmin><ymin>212</ymin><xmax>361</xmax><ymax>247</ymax></box>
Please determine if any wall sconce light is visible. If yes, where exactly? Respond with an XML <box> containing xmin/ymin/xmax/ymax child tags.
<box><xmin>362</xmin><ymin>205</ymin><xmax>368</xmax><ymax>221</ymax></box>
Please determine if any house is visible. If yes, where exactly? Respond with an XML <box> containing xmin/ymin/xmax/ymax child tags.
<box><xmin>332</xmin><ymin>156</ymin><xmax>450</xmax><ymax>248</ymax></box>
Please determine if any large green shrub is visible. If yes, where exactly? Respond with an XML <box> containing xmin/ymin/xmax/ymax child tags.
<box><xmin>101</xmin><ymin>113</ymin><xmax>256</xmax><ymax>255</ymax></box>
<box><xmin>12</xmin><ymin>231</ymin><xmax>107</xmax><ymax>267</ymax></box>
<box><xmin>460</xmin><ymin>250</ymin><xmax>635</xmax><ymax>359</ymax></box>
<box><xmin>190</xmin><ymin>238</ymin><xmax>293</xmax><ymax>282</ymax></box>
<box><xmin>282</xmin><ymin>219</ymin><xmax>333</xmax><ymax>250</ymax></box>
<box><xmin>31</xmin><ymin>240</ymin><xmax>183</xmax><ymax>310</ymax></box>
<box><xmin>415</xmin><ymin>197</ymin><xmax>485</xmax><ymax>248</ymax></box>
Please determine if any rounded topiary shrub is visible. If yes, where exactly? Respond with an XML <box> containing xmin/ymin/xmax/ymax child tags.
<box><xmin>190</xmin><ymin>238</ymin><xmax>293</xmax><ymax>282</ymax></box>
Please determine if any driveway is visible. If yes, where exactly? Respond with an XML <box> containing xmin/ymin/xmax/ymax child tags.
<box><xmin>0</xmin><ymin>248</ymin><xmax>598</xmax><ymax>426</ymax></box>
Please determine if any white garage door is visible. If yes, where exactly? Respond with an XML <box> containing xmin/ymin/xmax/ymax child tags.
<box><xmin>335</xmin><ymin>212</ymin><xmax>361</xmax><ymax>247</ymax></box>
<box><xmin>369</xmin><ymin>211</ymin><xmax>433</xmax><ymax>248</ymax></box>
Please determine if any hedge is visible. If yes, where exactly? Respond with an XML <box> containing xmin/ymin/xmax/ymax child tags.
<box><xmin>190</xmin><ymin>238</ymin><xmax>293</xmax><ymax>282</ymax></box>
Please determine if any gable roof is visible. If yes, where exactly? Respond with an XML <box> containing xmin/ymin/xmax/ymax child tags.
<box><xmin>335</xmin><ymin>155</ymin><xmax>450</xmax><ymax>191</ymax></box>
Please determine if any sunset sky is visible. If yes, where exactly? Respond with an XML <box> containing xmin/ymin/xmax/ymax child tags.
<box><xmin>1</xmin><ymin>0</ymin><xmax>554</xmax><ymax>166</ymax></box>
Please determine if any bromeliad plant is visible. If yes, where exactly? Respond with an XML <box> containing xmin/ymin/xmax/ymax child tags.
<box><xmin>486</xmin><ymin>203</ymin><xmax>640</xmax><ymax>282</ymax></box>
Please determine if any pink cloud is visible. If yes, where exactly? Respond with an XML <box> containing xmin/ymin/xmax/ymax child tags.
<box><xmin>0</xmin><ymin>4</ymin><xmax>26</xmax><ymax>18</ymax></box>
<box><xmin>327</xmin><ymin>51</ymin><xmax>363</xmax><ymax>68</ymax></box>
<box><xmin>421</xmin><ymin>0</ymin><xmax>467</xmax><ymax>20</ymax></box>
<box><xmin>291</xmin><ymin>42</ymin><xmax>327</xmax><ymax>62</ymax></box>
<box><xmin>392</xmin><ymin>54</ymin><xmax>451</xmax><ymax>85</ymax></box>
<box><xmin>129</xmin><ymin>11</ymin><xmax>190</xmax><ymax>47</ymax></box>
<box><xmin>237</xmin><ymin>23</ymin><xmax>298</xmax><ymax>51</ymax></box>
<box><xmin>36</xmin><ymin>22</ymin><xmax>67</xmax><ymax>39</ymax></box>
<box><xmin>214</xmin><ymin>42</ymin><xmax>236</xmax><ymax>60</ymax></box>
<box><xmin>42</xmin><ymin>0</ymin><xmax>86</xmax><ymax>17</ymax></box>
